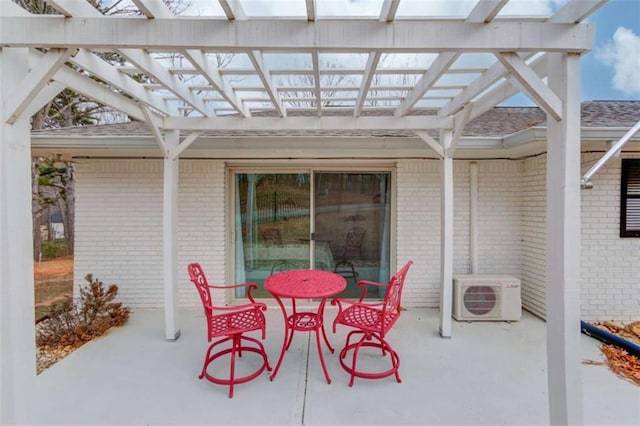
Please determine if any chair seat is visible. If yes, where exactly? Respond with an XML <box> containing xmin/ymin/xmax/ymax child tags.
<box><xmin>209</xmin><ymin>308</ymin><xmax>265</xmax><ymax>338</ymax></box>
<box><xmin>338</xmin><ymin>304</ymin><xmax>398</xmax><ymax>333</ymax></box>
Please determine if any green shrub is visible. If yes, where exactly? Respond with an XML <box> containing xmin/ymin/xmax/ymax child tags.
<box><xmin>41</xmin><ymin>239</ymin><xmax>70</xmax><ymax>260</ymax></box>
<box><xmin>36</xmin><ymin>274</ymin><xmax>130</xmax><ymax>348</ymax></box>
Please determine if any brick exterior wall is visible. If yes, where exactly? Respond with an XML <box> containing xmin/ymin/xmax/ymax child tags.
<box><xmin>74</xmin><ymin>159</ymin><xmax>225</xmax><ymax>309</ymax></box>
<box><xmin>74</xmin><ymin>154</ymin><xmax>639</xmax><ymax>321</ymax></box>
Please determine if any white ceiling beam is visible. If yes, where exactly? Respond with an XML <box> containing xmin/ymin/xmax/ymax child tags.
<box><xmin>218</xmin><ymin>0</ymin><xmax>247</xmax><ymax>20</ymax></box>
<box><xmin>0</xmin><ymin>18</ymin><xmax>596</xmax><ymax>52</ymax></box>
<box><xmin>51</xmin><ymin>64</ymin><xmax>159</xmax><ymax>123</ymax></box>
<box><xmin>414</xmin><ymin>130</ymin><xmax>444</xmax><ymax>158</ymax></box>
<box><xmin>163</xmin><ymin>115</ymin><xmax>453</xmax><ymax>131</ymax></box>
<box><xmin>311</xmin><ymin>51</ymin><xmax>322</xmax><ymax>116</ymax></box>
<box><xmin>131</xmin><ymin>0</ymin><xmax>174</xmax><ymax>19</ymax></box>
<box><xmin>42</xmin><ymin>1</ymin><xmax>206</xmax><ymax>117</ymax></box>
<box><xmin>354</xmin><ymin>51</ymin><xmax>382</xmax><ymax>117</ymax></box>
<box><xmin>141</xmin><ymin>104</ymin><xmax>168</xmax><ymax>157</ymax></box>
<box><xmin>247</xmin><ymin>50</ymin><xmax>286</xmax><ymax>117</ymax></box>
<box><xmin>5</xmin><ymin>48</ymin><xmax>75</xmax><ymax>124</ymax></box>
<box><xmin>395</xmin><ymin>52</ymin><xmax>459</xmax><ymax>116</ymax></box>
<box><xmin>183</xmin><ymin>49</ymin><xmax>248</xmax><ymax>117</ymax></box>
<box><xmin>45</xmin><ymin>0</ymin><xmax>101</xmax><ymax>17</ymax></box>
<box><xmin>439</xmin><ymin>0</ymin><xmax>595</xmax><ymax>119</ymax></box>
<box><xmin>70</xmin><ymin>49</ymin><xmax>175</xmax><ymax>116</ymax></box>
<box><xmin>496</xmin><ymin>52</ymin><xmax>562</xmax><ymax>121</ymax></box>
<box><xmin>438</xmin><ymin>52</ymin><xmax>535</xmax><ymax>117</ymax></box>
<box><xmin>379</xmin><ymin>0</ymin><xmax>400</xmax><ymax>22</ymax></box>
<box><xmin>306</xmin><ymin>0</ymin><xmax>316</xmax><ymax>22</ymax></box>
<box><xmin>465</xmin><ymin>0</ymin><xmax>508</xmax><ymax>23</ymax></box>
<box><xmin>160</xmin><ymin>67</ymin><xmax>486</xmax><ymax>76</ymax></box>
<box><xmin>118</xmin><ymin>49</ymin><xmax>211</xmax><ymax>116</ymax></box>
<box><xmin>468</xmin><ymin>53</ymin><xmax>547</xmax><ymax>121</ymax></box>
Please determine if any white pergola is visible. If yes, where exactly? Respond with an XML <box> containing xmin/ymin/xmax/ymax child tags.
<box><xmin>1</xmin><ymin>0</ymin><xmax>607</xmax><ymax>424</ymax></box>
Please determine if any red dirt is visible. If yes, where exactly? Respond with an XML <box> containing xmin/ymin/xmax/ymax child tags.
<box><xmin>34</xmin><ymin>255</ymin><xmax>74</xmax><ymax>280</ymax></box>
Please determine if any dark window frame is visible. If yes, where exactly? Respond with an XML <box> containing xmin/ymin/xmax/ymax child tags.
<box><xmin>620</xmin><ymin>159</ymin><xmax>640</xmax><ymax>237</ymax></box>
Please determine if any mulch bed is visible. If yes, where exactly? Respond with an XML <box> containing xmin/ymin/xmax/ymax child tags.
<box><xmin>585</xmin><ymin>321</ymin><xmax>640</xmax><ymax>386</ymax></box>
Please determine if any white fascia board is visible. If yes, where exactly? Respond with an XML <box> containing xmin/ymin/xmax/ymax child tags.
<box><xmin>0</xmin><ymin>18</ymin><xmax>596</xmax><ymax>52</ymax></box>
<box><xmin>162</xmin><ymin>115</ymin><xmax>452</xmax><ymax>131</ymax></box>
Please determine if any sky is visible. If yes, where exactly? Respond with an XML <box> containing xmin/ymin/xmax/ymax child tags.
<box><xmin>182</xmin><ymin>0</ymin><xmax>640</xmax><ymax>105</ymax></box>
<box><xmin>582</xmin><ymin>0</ymin><xmax>640</xmax><ymax>100</ymax></box>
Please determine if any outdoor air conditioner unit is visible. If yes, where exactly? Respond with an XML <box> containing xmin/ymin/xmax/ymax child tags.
<box><xmin>452</xmin><ymin>274</ymin><xmax>521</xmax><ymax>321</ymax></box>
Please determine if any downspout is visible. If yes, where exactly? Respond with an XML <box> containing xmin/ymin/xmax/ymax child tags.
<box><xmin>581</xmin><ymin>119</ymin><xmax>640</xmax><ymax>189</ymax></box>
<box><xmin>470</xmin><ymin>162</ymin><xmax>479</xmax><ymax>274</ymax></box>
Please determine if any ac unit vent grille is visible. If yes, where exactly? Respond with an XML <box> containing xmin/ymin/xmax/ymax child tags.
<box><xmin>463</xmin><ymin>285</ymin><xmax>499</xmax><ymax>316</ymax></box>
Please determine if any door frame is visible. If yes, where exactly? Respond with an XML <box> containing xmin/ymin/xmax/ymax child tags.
<box><xmin>226</xmin><ymin>160</ymin><xmax>397</xmax><ymax>301</ymax></box>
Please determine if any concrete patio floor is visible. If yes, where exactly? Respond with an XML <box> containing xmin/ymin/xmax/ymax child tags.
<box><xmin>31</xmin><ymin>307</ymin><xmax>639</xmax><ymax>425</ymax></box>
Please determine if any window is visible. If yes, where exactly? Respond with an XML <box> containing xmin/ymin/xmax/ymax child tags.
<box><xmin>620</xmin><ymin>159</ymin><xmax>640</xmax><ymax>237</ymax></box>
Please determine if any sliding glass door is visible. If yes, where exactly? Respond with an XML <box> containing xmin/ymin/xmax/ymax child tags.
<box><xmin>233</xmin><ymin>170</ymin><xmax>391</xmax><ymax>299</ymax></box>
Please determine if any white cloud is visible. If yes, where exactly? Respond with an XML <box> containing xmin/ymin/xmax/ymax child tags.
<box><xmin>596</xmin><ymin>27</ymin><xmax>640</xmax><ymax>97</ymax></box>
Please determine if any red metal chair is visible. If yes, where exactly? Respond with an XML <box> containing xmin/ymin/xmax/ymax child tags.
<box><xmin>187</xmin><ymin>262</ymin><xmax>271</xmax><ymax>398</ymax></box>
<box><xmin>331</xmin><ymin>260</ymin><xmax>413</xmax><ymax>386</ymax></box>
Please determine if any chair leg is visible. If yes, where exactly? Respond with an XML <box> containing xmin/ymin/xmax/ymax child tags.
<box><xmin>228</xmin><ymin>335</ymin><xmax>239</xmax><ymax>398</ymax></box>
<box><xmin>337</xmin><ymin>331</ymin><xmax>401</xmax><ymax>386</ymax></box>
<box><xmin>199</xmin><ymin>334</ymin><xmax>270</xmax><ymax>397</ymax></box>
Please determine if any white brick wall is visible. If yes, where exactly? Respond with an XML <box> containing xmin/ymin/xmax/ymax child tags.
<box><xmin>74</xmin><ymin>154</ymin><xmax>639</xmax><ymax>321</ymax></box>
<box><xmin>396</xmin><ymin>159</ymin><xmax>441</xmax><ymax>307</ymax></box>
<box><xmin>74</xmin><ymin>159</ymin><xmax>226</xmax><ymax>309</ymax></box>
<box><xmin>580</xmin><ymin>153</ymin><xmax>640</xmax><ymax>322</ymax></box>
<box><xmin>396</xmin><ymin>159</ymin><xmax>524</xmax><ymax>309</ymax></box>
<box><xmin>521</xmin><ymin>155</ymin><xmax>548</xmax><ymax>318</ymax></box>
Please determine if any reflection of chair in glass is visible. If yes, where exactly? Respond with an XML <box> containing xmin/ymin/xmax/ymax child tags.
<box><xmin>333</xmin><ymin>226</ymin><xmax>366</xmax><ymax>283</ymax></box>
<box><xmin>187</xmin><ymin>262</ymin><xmax>271</xmax><ymax>398</ymax></box>
<box><xmin>331</xmin><ymin>260</ymin><xmax>413</xmax><ymax>386</ymax></box>
<box><xmin>261</xmin><ymin>227</ymin><xmax>289</xmax><ymax>273</ymax></box>
<box><xmin>261</xmin><ymin>227</ymin><xmax>283</xmax><ymax>246</ymax></box>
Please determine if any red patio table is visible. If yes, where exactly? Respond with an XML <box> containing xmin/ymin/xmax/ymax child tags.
<box><xmin>264</xmin><ymin>269</ymin><xmax>346</xmax><ymax>384</ymax></box>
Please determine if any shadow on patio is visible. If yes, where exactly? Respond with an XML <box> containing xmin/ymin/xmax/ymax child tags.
<box><xmin>32</xmin><ymin>308</ymin><xmax>639</xmax><ymax>425</ymax></box>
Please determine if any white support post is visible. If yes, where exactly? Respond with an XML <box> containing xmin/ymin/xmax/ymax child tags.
<box><xmin>163</xmin><ymin>130</ymin><xmax>180</xmax><ymax>340</ymax></box>
<box><xmin>0</xmin><ymin>47</ymin><xmax>36</xmax><ymax>425</ymax></box>
<box><xmin>438</xmin><ymin>130</ymin><xmax>454</xmax><ymax>338</ymax></box>
<box><xmin>545</xmin><ymin>52</ymin><xmax>583</xmax><ymax>426</ymax></box>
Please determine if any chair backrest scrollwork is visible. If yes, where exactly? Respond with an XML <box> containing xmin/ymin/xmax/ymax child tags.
<box><xmin>381</xmin><ymin>260</ymin><xmax>413</xmax><ymax>331</ymax></box>
<box><xmin>188</xmin><ymin>262</ymin><xmax>213</xmax><ymax>317</ymax></box>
